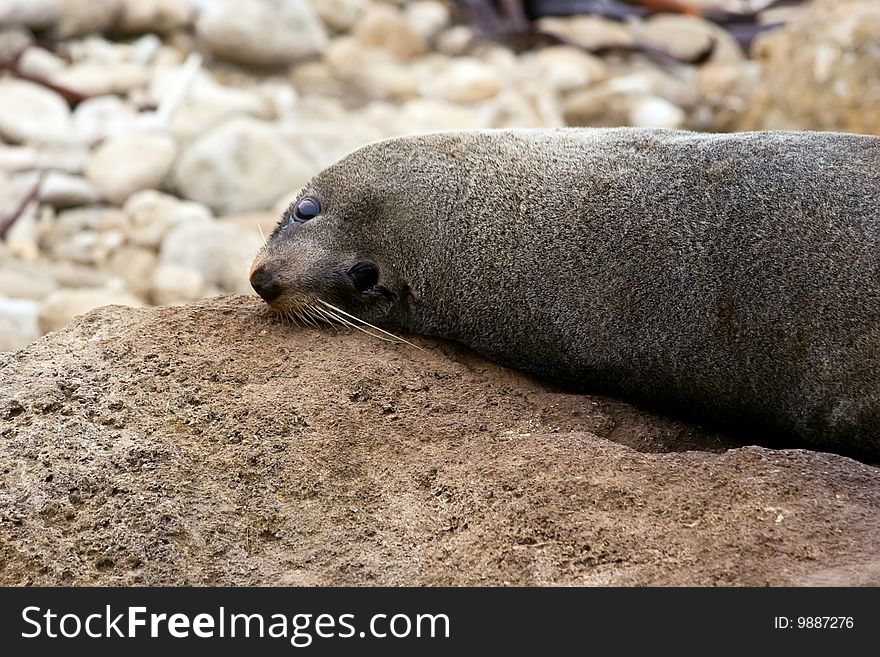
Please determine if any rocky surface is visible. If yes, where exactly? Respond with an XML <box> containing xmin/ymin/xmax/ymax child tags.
<box><xmin>1</xmin><ymin>296</ymin><xmax>878</xmax><ymax>586</ymax></box>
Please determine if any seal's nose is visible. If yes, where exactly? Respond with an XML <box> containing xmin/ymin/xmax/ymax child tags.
<box><xmin>250</xmin><ymin>266</ymin><xmax>282</xmax><ymax>303</ymax></box>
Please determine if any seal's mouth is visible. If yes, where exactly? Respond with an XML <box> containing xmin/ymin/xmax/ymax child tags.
<box><xmin>249</xmin><ymin>259</ymin><xmax>423</xmax><ymax>350</ymax></box>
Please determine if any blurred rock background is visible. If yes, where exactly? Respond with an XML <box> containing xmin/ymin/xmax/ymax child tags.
<box><xmin>0</xmin><ymin>0</ymin><xmax>876</xmax><ymax>351</ymax></box>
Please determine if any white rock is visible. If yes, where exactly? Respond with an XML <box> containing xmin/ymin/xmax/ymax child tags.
<box><xmin>159</xmin><ymin>222</ymin><xmax>262</xmax><ymax>293</ymax></box>
<box><xmin>50</xmin><ymin>62</ymin><xmax>151</xmax><ymax>96</ymax></box>
<box><xmin>103</xmin><ymin>245</ymin><xmax>158</xmax><ymax>298</ymax></box>
<box><xmin>353</xmin><ymin>3</ymin><xmax>426</xmax><ymax>60</ymax></box>
<box><xmin>536</xmin><ymin>15</ymin><xmax>634</xmax><ymax>50</ymax></box>
<box><xmin>0</xmin><ymin>146</ymin><xmax>38</xmax><ymax>172</ymax></box>
<box><xmin>123</xmin><ymin>189</ymin><xmax>213</xmax><ymax>248</ymax></box>
<box><xmin>397</xmin><ymin>98</ymin><xmax>488</xmax><ymax>134</ymax></box>
<box><xmin>46</xmin><ymin>262</ymin><xmax>118</xmax><ymax>289</ymax></box>
<box><xmin>116</xmin><ymin>0</ymin><xmax>193</xmax><ymax>34</ymax></box>
<box><xmin>436</xmin><ymin>25</ymin><xmax>474</xmax><ymax>57</ymax></box>
<box><xmin>324</xmin><ymin>38</ymin><xmax>421</xmax><ymax>101</ymax></box>
<box><xmin>64</xmin><ymin>35</ymin><xmax>129</xmax><ymax>64</ymax></box>
<box><xmin>489</xmin><ymin>87</ymin><xmax>564</xmax><ymax>129</ymax></box>
<box><xmin>0</xmin><ymin>30</ymin><xmax>33</xmax><ymax>69</ymax></box>
<box><xmin>220</xmin><ymin>210</ymin><xmax>278</xmax><ymax>244</ymax></box>
<box><xmin>634</xmin><ymin>15</ymin><xmax>744</xmax><ymax>65</ymax></box>
<box><xmin>50</xmin><ymin>230</ymin><xmax>100</xmax><ymax>265</ymax></box>
<box><xmin>428</xmin><ymin>58</ymin><xmax>502</xmax><ymax>104</ymax></box>
<box><xmin>37</xmin><ymin>171</ymin><xmax>100</xmax><ymax>208</ymax></box>
<box><xmin>530</xmin><ymin>46</ymin><xmax>608</xmax><ymax>93</ymax></box>
<box><xmin>277</xmin><ymin>116</ymin><xmax>382</xmax><ymax>171</ymax></box>
<box><xmin>0</xmin><ymin>266</ymin><xmax>57</xmax><ymax>301</ymax></box>
<box><xmin>629</xmin><ymin>96</ymin><xmax>686</xmax><ymax>128</ymax></box>
<box><xmin>150</xmin><ymin>263</ymin><xmax>206</xmax><ymax>305</ymax></box>
<box><xmin>17</xmin><ymin>47</ymin><xmax>67</xmax><ymax>79</ymax></box>
<box><xmin>196</xmin><ymin>0</ymin><xmax>327</xmax><ymax>68</ymax></box>
<box><xmin>38</xmin><ymin>288</ymin><xmax>144</xmax><ymax>334</ymax></box>
<box><xmin>259</xmin><ymin>82</ymin><xmax>298</xmax><ymax>120</ymax></box>
<box><xmin>85</xmin><ymin>133</ymin><xmax>178</xmax><ymax>204</ymax></box>
<box><xmin>0</xmin><ymin>296</ymin><xmax>40</xmax><ymax>351</ymax></box>
<box><xmin>55</xmin><ymin>0</ymin><xmax>122</xmax><ymax>37</ymax></box>
<box><xmin>149</xmin><ymin>68</ymin><xmax>271</xmax><ymax>140</ymax></box>
<box><xmin>42</xmin><ymin>205</ymin><xmax>128</xmax><ymax>264</ymax></box>
<box><xmin>404</xmin><ymin>1</ymin><xmax>451</xmax><ymax>41</ymax></box>
<box><xmin>0</xmin><ymin>79</ymin><xmax>72</xmax><ymax>144</ymax></box>
<box><xmin>52</xmin><ymin>206</ymin><xmax>129</xmax><ymax>236</ymax></box>
<box><xmin>72</xmin><ymin>95</ymin><xmax>139</xmax><ymax>144</ymax></box>
<box><xmin>3</xmin><ymin>202</ymin><xmax>40</xmax><ymax>261</ymax></box>
<box><xmin>173</xmin><ymin>117</ymin><xmax>315</xmax><ymax>214</ymax></box>
<box><xmin>290</xmin><ymin>61</ymin><xmax>348</xmax><ymax>98</ymax></box>
<box><xmin>129</xmin><ymin>33</ymin><xmax>163</xmax><ymax>65</ymax></box>
<box><xmin>307</xmin><ymin>0</ymin><xmax>366</xmax><ymax>33</ymax></box>
<box><xmin>36</xmin><ymin>146</ymin><xmax>91</xmax><ymax>173</ymax></box>
<box><xmin>0</xmin><ymin>0</ymin><xmax>60</xmax><ymax>30</ymax></box>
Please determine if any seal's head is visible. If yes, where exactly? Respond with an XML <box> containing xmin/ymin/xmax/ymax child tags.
<box><xmin>248</xmin><ymin>136</ymin><xmax>454</xmax><ymax>333</ymax></box>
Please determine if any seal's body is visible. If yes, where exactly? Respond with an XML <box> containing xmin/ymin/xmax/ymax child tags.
<box><xmin>251</xmin><ymin>128</ymin><xmax>880</xmax><ymax>457</ymax></box>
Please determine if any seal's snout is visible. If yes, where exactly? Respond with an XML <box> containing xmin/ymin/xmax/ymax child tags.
<box><xmin>250</xmin><ymin>265</ymin><xmax>282</xmax><ymax>303</ymax></box>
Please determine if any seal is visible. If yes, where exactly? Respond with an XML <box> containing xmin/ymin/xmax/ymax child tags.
<box><xmin>250</xmin><ymin>128</ymin><xmax>880</xmax><ymax>458</ymax></box>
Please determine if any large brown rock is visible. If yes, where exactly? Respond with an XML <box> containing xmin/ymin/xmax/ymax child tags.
<box><xmin>741</xmin><ymin>0</ymin><xmax>880</xmax><ymax>134</ymax></box>
<box><xmin>1</xmin><ymin>296</ymin><xmax>878</xmax><ymax>585</ymax></box>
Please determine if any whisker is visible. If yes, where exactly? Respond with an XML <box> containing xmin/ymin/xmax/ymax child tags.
<box><xmin>316</xmin><ymin>299</ymin><xmax>426</xmax><ymax>352</ymax></box>
<box><xmin>310</xmin><ymin>305</ymin><xmax>351</xmax><ymax>335</ymax></box>
<box><xmin>308</xmin><ymin>305</ymin><xmax>343</xmax><ymax>334</ymax></box>
<box><xmin>312</xmin><ymin>304</ymin><xmax>401</xmax><ymax>344</ymax></box>
<box><xmin>257</xmin><ymin>223</ymin><xmax>267</xmax><ymax>247</ymax></box>
<box><xmin>298</xmin><ymin>306</ymin><xmax>320</xmax><ymax>329</ymax></box>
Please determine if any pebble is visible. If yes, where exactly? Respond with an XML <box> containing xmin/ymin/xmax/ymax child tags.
<box><xmin>17</xmin><ymin>47</ymin><xmax>67</xmax><ymax>79</ymax></box>
<box><xmin>196</xmin><ymin>0</ymin><xmax>327</xmax><ymax>68</ymax></box>
<box><xmin>50</xmin><ymin>62</ymin><xmax>151</xmax><ymax>96</ymax></box>
<box><xmin>104</xmin><ymin>245</ymin><xmax>158</xmax><ymax>299</ymax></box>
<box><xmin>353</xmin><ymin>3</ymin><xmax>426</xmax><ymax>59</ymax></box>
<box><xmin>115</xmin><ymin>0</ymin><xmax>193</xmax><ymax>35</ymax></box>
<box><xmin>310</xmin><ymin>0</ymin><xmax>368</xmax><ymax>33</ymax></box>
<box><xmin>172</xmin><ymin>117</ymin><xmax>315</xmax><ymax>214</ymax></box>
<box><xmin>0</xmin><ymin>265</ymin><xmax>58</xmax><ymax>301</ymax></box>
<box><xmin>37</xmin><ymin>171</ymin><xmax>100</xmax><ymax>208</ymax></box>
<box><xmin>0</xmin><ymin>79</ymin><xmax>72</xmax><ymax>145</ymax></box>
<box><xmin>0</xmin><ymin>296</ymin><xmax>40</xmax><ymax>351</ymax></box>
<box><xmin>428</xmin><ymin>58</ymin><xmax>503</xmax><ymax>104</ymax></box>
<box><xmin>124</xmin><ymin>189</ymin><xmax>213</xmax><ymax>249</ymax></box>
<box><xmin>530</xmin><ymin>46</ymin><xmax>608</xmax><ymax>93</ymax></box>
<box><xmin>72</xmin><ymin>96</ymin><xmax>140</xmax><ymax>145</ymax></box>
<box><xmin>85</xmin><ymin>133</ymin><xmax>178</xmax><ymax>204</ymax></box>
<box><xmin>629</xmin><ymin>95</ymin><xmax>687</xmax><ymax>128</ymax></box>
<box><xmin>150</xmin><ymin>263</ymin><xmax>206</xmax><ymax>305</ymax></box>
<box><xmin>159</xmin><ymin>221</ymin><xmax>263</xmax><ymax>293</ymax></box>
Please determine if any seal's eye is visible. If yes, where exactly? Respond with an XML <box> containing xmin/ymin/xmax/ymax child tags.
<box><xmin>292</xmin><ymin>197</ymin><xmax>320</xmax><ymax>222</ymax></box>
<box><xmin>349</xmin><ymin>262</ymin><xmax>379</xmax><ymax>293</ymax></box>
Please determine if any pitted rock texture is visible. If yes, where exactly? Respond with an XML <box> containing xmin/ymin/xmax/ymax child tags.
<box><xmin>1</xmin><ymin>296</ymin><xmax>878</xmax><ymax>586</ymax></box>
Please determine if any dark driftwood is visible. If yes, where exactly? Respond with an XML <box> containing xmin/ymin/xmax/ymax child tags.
<box><xmin>0</xmin><ymin>171</ymin><xmax>45</xmax><ymax>241</ymax></box>
<box><xmin>0</xmin><ymin>43</ymin><xmax>90</xmax><ymax>108</ymax></box>
<box><xmin>454</xmin><ymin>0</ymin><xmax>809</xmax><ymax>54</ymax></box>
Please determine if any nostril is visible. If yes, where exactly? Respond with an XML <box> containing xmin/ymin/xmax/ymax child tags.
<box><xmin>250</xmin><ymin>267</ymin><xmax>282</xmax><ymax>302</ymax></box>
